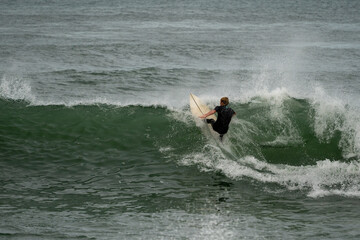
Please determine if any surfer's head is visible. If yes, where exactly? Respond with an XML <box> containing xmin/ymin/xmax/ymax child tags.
<box><xmin>220</xmin><ymin>97</ymin><xmax>229</xmax><ymax>106</ymax></box>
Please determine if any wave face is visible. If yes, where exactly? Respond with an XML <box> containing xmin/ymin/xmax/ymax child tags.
<box><xmin>1</xmin><ymin>88</ymin><xmax>359</xmax><ymax>198</ymax></box>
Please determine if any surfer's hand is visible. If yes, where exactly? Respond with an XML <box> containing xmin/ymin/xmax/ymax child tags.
<box><xmin>199</xmin><ymin>110</ymin><xmax>215</xmax><ymax>119</ymax></box>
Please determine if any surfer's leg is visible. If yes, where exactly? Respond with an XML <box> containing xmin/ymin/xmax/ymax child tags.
<box><xmin>206</xmin><ymin>119</ymin><xmax>215</xmax><ymax>124</ymax></box>
<box><xmin>219</xmin><ymin>134</ymin><xmax>224</xmax><ymax>141</ymax></box>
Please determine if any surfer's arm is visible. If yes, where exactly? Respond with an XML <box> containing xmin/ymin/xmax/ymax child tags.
<box><xmin>199</xmin><ymin>110</ymin><xmax>216</xmax><ymax>119</ymax></box>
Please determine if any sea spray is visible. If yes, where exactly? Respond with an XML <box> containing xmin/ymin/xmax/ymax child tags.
<box><xmin>0</xmin><ymin>74</ymin><xmax>35</xmax><ymax>102</ymax></box>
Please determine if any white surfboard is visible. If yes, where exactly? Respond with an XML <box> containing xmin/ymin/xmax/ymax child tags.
<box><xmin>190</xmin><ymin>93</ymin><xmax>225</xmax><ymax>142</ymax></box>
<box><xmin>189</xmin><ymin>93</ymin><xmax>216</xmax><ymax>121</ymax></box>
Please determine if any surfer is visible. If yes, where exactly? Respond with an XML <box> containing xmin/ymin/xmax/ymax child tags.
<box><xmin>199</xmin><ymin>97</ymin><xmax>236</xmax><ymax>140</ymax></box>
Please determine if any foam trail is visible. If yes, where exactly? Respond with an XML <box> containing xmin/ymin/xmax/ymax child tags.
<box><xmin>182</xmin><ymin>148</ymin><xmax>360</xmax><ymax>198</ymax></box>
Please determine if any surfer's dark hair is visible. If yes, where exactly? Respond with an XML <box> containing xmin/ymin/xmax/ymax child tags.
<box><xmin>221</xmin><ymin>97</ymin><xmax>229</xmax><ymax>106</ymax></box>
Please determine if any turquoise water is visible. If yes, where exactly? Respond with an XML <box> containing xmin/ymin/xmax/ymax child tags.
<box><xmin>1</xmin><ymin>0</ymin><xmax>360</xmax><ymax>239</ymax></box>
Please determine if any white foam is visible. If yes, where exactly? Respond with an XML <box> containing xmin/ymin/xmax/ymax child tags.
<box><xmin>181</xmin><ymin>147</ymin><xmax>360</xmax><ymax>198</ymax></box>
<box><xmin>311</xmin><ymin>87</ymin><xmax>360</xmax><ymax>159</ymax></box>
<box><xmin>0</xmin><ymin>74</ymin><xmax>35</xmax><ymax>102</ymax></box>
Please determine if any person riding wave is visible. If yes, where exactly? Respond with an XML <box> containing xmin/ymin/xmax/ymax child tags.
<box><xmin>199</xmin><ymin>97</ymin><xmax>236</xmax><ymax>140</ymax></box>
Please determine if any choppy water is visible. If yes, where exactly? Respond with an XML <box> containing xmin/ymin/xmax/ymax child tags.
<box><xmin>1</xmin><ymin>0</ymin><xmax>360</xmax><ymax>239</ymax></box>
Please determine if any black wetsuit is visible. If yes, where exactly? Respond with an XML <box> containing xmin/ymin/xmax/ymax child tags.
<box><xmin>206</xmin><ymin>105</ymin><xmax>235</xmax><ymax>135</ymax></box>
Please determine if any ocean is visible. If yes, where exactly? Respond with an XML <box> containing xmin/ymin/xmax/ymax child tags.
<box><xmin>1</xmin><ymin>0</ymin><xmax>360</xmax><ymax>239</ymax></box>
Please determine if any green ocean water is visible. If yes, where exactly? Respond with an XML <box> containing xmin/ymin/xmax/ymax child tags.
<box><xmin>1</xmin><ymin>0</ymin><xmax>360</xmax><ymax>239</ymax></box>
